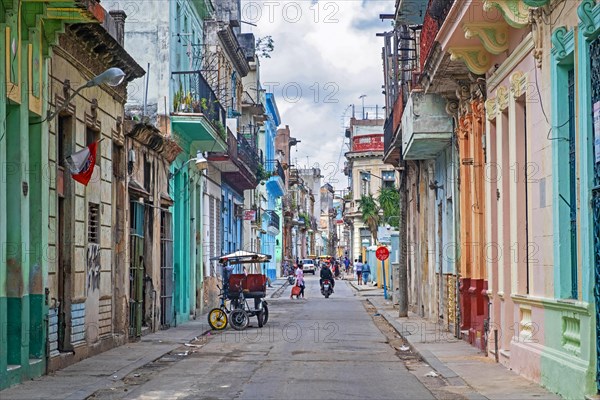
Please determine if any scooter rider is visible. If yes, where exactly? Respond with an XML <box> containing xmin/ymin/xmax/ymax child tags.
<box><xmin>320</xmin><ymin>264</ymin><xmax>335</xmax><ymax>292</ymax></box>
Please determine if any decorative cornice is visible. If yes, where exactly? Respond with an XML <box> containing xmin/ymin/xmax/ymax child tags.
<box><xmin>448</xmin><ymin>46</ymin><xmax>491</xmax><ymax>75</ymax></box>
<box><xmin>483</xmin><ymin>0</ymin><xmax>530</xmax><ymax>29</ymax></box>
<box><xmin>125</xmin><ymin>121</ymin><xmax>183</xmax><ymax>163</ymax></box>
<box><xmin>485</xmin><ymin>98</ymin><xmax>497</xmax><ymax>120</ymax></box>
<box><xmin>497</xmin><ymin>86</ymin><xmax>509</xmax><ymax>110</ymax></box>
<box><xmin>529</xmin><ymin>7</ymin><xmax>545</xmax><ymax>68</ymax></box>
<box><xmin>217</xmin><ymin>26</ymin><xmax>251</xmax><ymax>77</ymax></box>
<box><xmin>487</xmin><ymin>33</ymin><xmax>534</xmax><ymax>92</ymax></box>
<box><xmin>551</xmin><ymin>26</ymin><xmax>570</xmax><ymax>62</ymax></box>
<box><xmin>522</xmin><ymin>0</ymin><xmax>550</xmax><ymax>6</ymax></box>
<box><xmin>463</xmin><ymin>23</ymin><xmax>509</xmax><ymax>55</ymax></box>
<box><xmin>510</xmin><ymin>71</ymin><xmax>527</xmax><ymax>98</ymax></box>
<box><xmin>578</xmin><ymin>0</ymin><xmax>598</xmax><ymax>39</ymax></box>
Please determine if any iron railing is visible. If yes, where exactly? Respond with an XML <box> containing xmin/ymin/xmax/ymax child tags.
<box><xmin>171</xmin><ymin>70</ymin><xmax>226</xmax><ymax>130</ymax></box>
<box><xmin>420</xmin><ymin>0</ymin><xmax>455</xmax><ymax>72</ymax></box>
<box><xmin>264</xmin><ymin>160</ymin><xmax>286</xmax><ymax>184</ymax></box>
<box><xmin>237</xmin><ymin>133</ymin><xmax>260</xmax><ymax>174</ymax></box>
<box><xmin>265</xmin><ymin>210</ymin><xmax>280</xmax><ymax>232</ymax></box>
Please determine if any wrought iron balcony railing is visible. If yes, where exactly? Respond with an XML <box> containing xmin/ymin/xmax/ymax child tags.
<box><xmin>420</xmin><ymin>0</ymin><xmax>455</xmax><ymax>71</ymax></box>
<box><xmin>264</xmin><ymin>160</ymin><xmax>286</xmax><ymax>184</ymax></box>
<box><xmin>237</xmin><ymin>133</ymin><xmax>260</xmax><ymax>174</ymax></box>
<box><xmin>265</xmin><ymin>210</ymin><xmax>280</xmax><ymax>232</ymax></box>
<box><xmin>171</xmin><ymin>70</ymin><xmax>226</xmax><ymax>131</ymax></box>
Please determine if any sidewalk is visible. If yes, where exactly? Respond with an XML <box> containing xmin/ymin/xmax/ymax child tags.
<box><xmin>1</xmin><ymin>278</ymin><xmax>288</xmax><ymax>400</ymax></box>
<box><xmin>349</xmin><ymin>281</ymin><xmax>561</xmax><ymax>400</ymax></box>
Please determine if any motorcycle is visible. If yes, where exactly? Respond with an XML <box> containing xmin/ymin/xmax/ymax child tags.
<box><xmin>321</xmin><ymin>279</ymin><xmax>333</xmax><ymax>298</ymax></box>
<box><xmin>287</xmin><ymin>275</ymin><xmax>295</xmax><ymax>285</ymax></box>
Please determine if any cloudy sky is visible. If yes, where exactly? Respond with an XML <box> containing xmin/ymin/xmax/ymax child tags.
<box><xmin>240</xmin><ymin>0</ymin><xmax>395</xmax><ymax>191</ymax></box>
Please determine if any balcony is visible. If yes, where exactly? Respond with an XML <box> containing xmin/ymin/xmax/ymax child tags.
<box><xmin>241</xmin><ymin>90</ymin><xmax>265</xmax><ymax>116</ymax></box>
<box><xmin>265</xmin><ymin>210</ymin><xmax>280</xmax><ymax>235</ymax></box>
<box><xmin>265</xmin><ymin>160</ymin><xmax>285</xmax><ymax>197</ymax></box>
<box><xmin>170</xmin><ymin>70</ymin><xmax>227</xmax><ymax>152</ymax></box>
<box><xmin>401</xmin><ymin>91</ymin><xmax>453</xmax><ymax>160</ymax></box>
<box><xmin>383</xmin><ymin>94</ymin><xmax>404</xmax><ymax>166</ymax></box>
<box><xmin>420</xmin><ymin>0</ymin><xmax>455</xmax><ymax>75</ymax></box>
<box><xmin>289</xmin><ymin>168</ymin><xmax>300</xmax><ymax>186</ymax></box>
<box><xmin>208</xmin><ymin>129</ymin><xmax>260</xmax><ymax>192</ymax></box>
<box><xmin>346</xmin><ymin>135</ymin><xmax>384</xmax><ymax>160</ymax></box>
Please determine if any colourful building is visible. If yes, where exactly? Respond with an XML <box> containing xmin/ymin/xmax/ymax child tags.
<box><xmin>0</xmin><ymin>0</ymin><xmax>142</xmax><ymax>389</ymax></box>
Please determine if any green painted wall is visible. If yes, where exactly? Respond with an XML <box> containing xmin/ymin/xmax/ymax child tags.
<box><xmin>0</xmin><ymin>18</ymin><xmax>8</xmax><ymax>389</ymax></box>
<box><xmin>172</xmin><ymin>154</ymin><xmax>191</xmax><ymax>325</ymax></box>
<box><xmin>540</xmin><ymin>305</ymin><xmax>595</xmax><ymax>400</ymax></box>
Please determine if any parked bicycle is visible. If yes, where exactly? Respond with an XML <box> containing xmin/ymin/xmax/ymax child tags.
<box><xmin>208</xmin><ymin>251</ymin><xmax>272</xmax><ymax>331</ymax></box>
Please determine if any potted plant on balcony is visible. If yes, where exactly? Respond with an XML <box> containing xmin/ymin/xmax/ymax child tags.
<box><xmin>211</xmin><ymin>120</ymin><xmax>227</xmax><ymax>141</ymax></box>
<box><xmin>256</xmin><ymin>163</ymin><xmax>269</xmax><ymax>183</ymax></box>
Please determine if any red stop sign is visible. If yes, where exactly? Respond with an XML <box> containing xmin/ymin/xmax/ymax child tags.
<box><xmin>376</xmin><ymin>246</ymin><xmax>390</xmax><ymax>261</ymax></box>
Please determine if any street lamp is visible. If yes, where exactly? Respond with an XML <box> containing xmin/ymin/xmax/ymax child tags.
<box><xmin>168</xmin><ymin>150</ymin><xmax>208</xmax><ymax>179</ymax></box>
<box><xmin>46</xmin><ymin>67</ymin><xmax>126</xmax><ymax>122</ymax></box>
<box><xmin>359</xmin><ymin>170</ymin><xmax>385</xmax><ymax>181</ymax></box>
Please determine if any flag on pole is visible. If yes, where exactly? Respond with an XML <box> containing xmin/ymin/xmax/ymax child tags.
<box><xmin>65</xmin><ymin>141</ymin><xmax>98</xmax><ymax>185</ymax></box>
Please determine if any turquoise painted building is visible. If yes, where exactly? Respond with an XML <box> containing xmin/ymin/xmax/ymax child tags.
<box><xmin>262</xmin><ymin>94</ymin><xmax>284</xmax><ymax>280</ymax></box>
<box><xmin>168</xmin><ymin>0</ymin><xmax>227</xmax><ymax>323</ymax></box>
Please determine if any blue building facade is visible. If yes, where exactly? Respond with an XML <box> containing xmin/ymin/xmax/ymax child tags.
<box><xmin>221</xmin><ymin>183</ymin><xmax>244</xmax><ymax>256</ymax></box>
<box><xmin>262</xmin><ymin>94</ymin><xmax>284</xmax><ymax>280</ymax></box>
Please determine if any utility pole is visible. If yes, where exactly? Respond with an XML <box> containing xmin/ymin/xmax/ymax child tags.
<box><xmin>398</xmin><ymin>159</ymin><xmax>408</xmax><ymax>317</ymax></box>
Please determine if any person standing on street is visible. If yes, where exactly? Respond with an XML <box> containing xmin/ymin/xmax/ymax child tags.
<box><xmin>354</xmin><ymin>259</ymin><xmax>363</xmax><ymax>285</ymax></box>
<box><xmin>362</xmin><ymin>261</ymin><xmax>371</xmax><ymax>285</ymax></box>
<box><xmin>295</xmin><ymin>265</ymin><xmax>306</xmax><ymax>299</ymax></box>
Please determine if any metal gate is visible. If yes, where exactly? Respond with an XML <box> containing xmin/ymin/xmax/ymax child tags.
<box><xmin>590</xmin><ymin>36</ymin><xmax>600</xmax><ymax>391</ymax></box>
<box><xmin>160</xmin><ymin>211</ymin><xmax>174</xmax><ymax>328</ymax></box>
<box><xmin>129</xmin><ymin>201</ymin><xmax>145</xmax><ymax>338</ymax></box>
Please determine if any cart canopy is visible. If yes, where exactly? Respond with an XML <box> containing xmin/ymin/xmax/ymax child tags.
<box><xmin>212</xmin><ymin>250</ymin><xmax>272</xmax><ymax>264</ymax></box>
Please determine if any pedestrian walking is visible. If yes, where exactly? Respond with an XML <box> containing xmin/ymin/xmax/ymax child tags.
<box><xmin>295</xmin><ymin>265</ymin><xmax>306</xmax><ymax>299</ymax></box>
<box><xmin>344</xmin><ymin>257</ymin><xmax>350</xmax><ymax>275</ymax></box>
<box><xmin>354</xmin><ymin>259</ymin><xmax>363</xmax><ymax>285</ymax></box>
<box><xmin>362</xmin><ymin>261</ymin><xmax>371</xmax><ymax>285</ymax></box>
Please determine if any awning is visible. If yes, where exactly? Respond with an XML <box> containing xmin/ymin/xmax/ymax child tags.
<box><xmin>211</xmin><ymin>250</ymin><xmax>272</xmax><ymax>264</ymax></box>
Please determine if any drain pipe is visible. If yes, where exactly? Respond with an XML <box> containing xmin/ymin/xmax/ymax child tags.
<box><xmin>151</xmin><ymin>289</ymin><xmax>157</xmax><ymax>332</ymax></box>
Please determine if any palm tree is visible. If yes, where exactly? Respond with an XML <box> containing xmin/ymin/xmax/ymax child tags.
<box><xmin>357</xmin><ymin>194</ymin><xmax>381</xmax><ymax>243</ymax></box>
<box><xmin>378</xmin><ymin>186</ymin><xmax>400</xmax><ymax>228</ymax></box>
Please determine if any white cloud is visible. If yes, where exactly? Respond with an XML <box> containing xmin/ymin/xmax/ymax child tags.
<box><xmin>242</xmin><ymin>0</ymin><xmax>394</xmax><ymax>189</ymax></box>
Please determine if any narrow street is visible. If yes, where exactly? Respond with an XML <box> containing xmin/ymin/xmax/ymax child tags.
<box><xmin>86</xmin><ymin>277</ymin><xmax>440</xmax><ymax>400</ymax></box>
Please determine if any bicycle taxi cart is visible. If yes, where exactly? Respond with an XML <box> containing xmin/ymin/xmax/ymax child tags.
<box><xmin>208</xmin><ymin>251</ymin><xmax>271</xmax><ymax>331</ymax></box>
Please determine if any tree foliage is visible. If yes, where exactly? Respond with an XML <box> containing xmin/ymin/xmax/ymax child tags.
<box><xmin>357</xmin><ymin>194</ymin><xmax>381</xmax><ymax>243</ymax></box>
<box><xmin>256</xmin><ymin>36</ymin><xmax>275</xmax><ymax>58</ymax></box>
<box><xmin>378</xmin><ymin>186</ymin><xmax>400</xmax><ymax>228</ymax></box>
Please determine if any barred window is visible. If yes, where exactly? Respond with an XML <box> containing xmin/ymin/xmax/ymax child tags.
<box><xmin>88</xmin><ymin>202</ymin><xmax>100</xmax><ymax>243</ymax></box>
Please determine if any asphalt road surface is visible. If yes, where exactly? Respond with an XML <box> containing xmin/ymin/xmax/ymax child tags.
<box><xmin>89</xmin><ymin>276</ymin><xmax>444</xmax><ymax>400</ymax></box>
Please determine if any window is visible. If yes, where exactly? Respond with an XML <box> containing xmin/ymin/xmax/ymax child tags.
<box><xmin>550</xmin><ymin>27</ymin><xmax>578</xmax><ymax>300</ymax></box>
<box><xmin>360</xmin><ymin>171</ymin><xmax>370</xmax><ymax>196</ymax></box>
<box><xmin>144</xmin><ymin>155</ymin><xmax>152</xmax><ymax>192</ymax></box>
<box><xmin>88</xmin><ymin>202</ymin><xmax>100</xmax><ymax>243</ymax></box>
<box><xmin>567</xmin><ymin>68</ymin><xmax>577</xmax><ymax>299</ymax></box>
<box><xmin>382</xmin><ymin>170</ymin><xmax>396</xmax><ymax>189</ymax></box>
<box><xmin>57</xmin><ymin>116</ymin><xmax>71</xmax><ymax>166</ymax></box>
<box><xmin>86</xmin><ymin>127</ymin><xmax>99</xmax><ymax>146</ymax></box>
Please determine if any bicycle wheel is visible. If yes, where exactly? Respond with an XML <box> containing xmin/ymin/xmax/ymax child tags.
<box><xmin>262</xmin><ymin>303</ymin><xmax>269</xmax><ymax>326</ymax></box>
<box><xmin>208</xmin><ymin>308</ymin><xmax>228</xmax><ymax>330</ymax></box>
<box><xmin>229</xmin><ymin>309</ymin><xmax>249</xmax><ymax>331</ymax></box>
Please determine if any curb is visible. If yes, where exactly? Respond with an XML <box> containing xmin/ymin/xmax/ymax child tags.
<box><xmin>270</xmin><ymin>281</ymin><xmax>290</xmax><ymax>298</ymax></box>
<box><xmin>366</xmin><ymin>298</ymin><xmax>488</xmax><ymax>400</ymax></box>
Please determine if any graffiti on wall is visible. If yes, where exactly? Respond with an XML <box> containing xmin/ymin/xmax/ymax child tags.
<box><xmin>87</xmin><ymin>243</ymin><xmax>101</xmax><ymax>292</ymax></box>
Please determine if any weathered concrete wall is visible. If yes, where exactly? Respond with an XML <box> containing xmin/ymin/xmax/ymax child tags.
<box><xmin>46</xmin><ymin>25</ymin><xmax>133</xmax><ymax>371</ymax></box>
